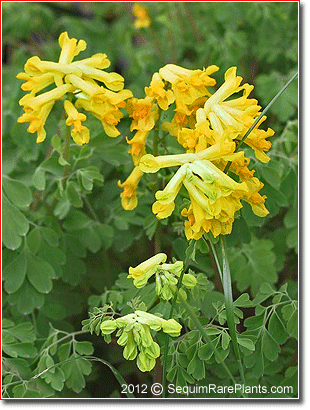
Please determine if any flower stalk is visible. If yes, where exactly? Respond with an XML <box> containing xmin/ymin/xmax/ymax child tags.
<box><xmin>220</xmin><ymin>236</ymin><xmax>246</xmax><ymax>387</ymax></box>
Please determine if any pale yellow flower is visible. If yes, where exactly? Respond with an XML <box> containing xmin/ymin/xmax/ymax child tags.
<box><xmin>196</xmin><ymin>67</ymin><xmax>261</xmax><ymax>135</ymax></box>
<box><xmin>64</xmin><ymin>100</ymin><xmax>89</xmax><ymax>145</ymax></box>
<box><xmin>17</xmin><ymin>100</ymin><xmax>55</xmax><ymax>143</ymax></box>
<box><xmin>159</xmin><ymin>64</ymin><xmax>219</xmax><ymax>107</ymax></box>
<box><xmin>127</xmin><ymin>97</ymin><xmax>159</xmax><ymax>132</ymax></box>
<box><xmin>145</xmin><ymin>72</ymin><xmax>175</xmax><ymax>110</ymax></box>
<box><xmin>58</xmin><ymin>31</ymin><xmax>86</xmax><ymax>64</ymax></box>
<box><xmin>118</xmin><ymin>167</ymin><xmax>144</xmax><ymax>210</ymax></box>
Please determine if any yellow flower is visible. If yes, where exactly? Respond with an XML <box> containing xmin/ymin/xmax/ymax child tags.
<box><xmin>17</xmin><ymin>31</ymin><xmax>132</xmax><ymax>144</ymax></box>
<box><xmin>58</xmin><ymin>31</ymin><xmax>86</xmax><ymax>64</ymax></box>
<box><xmin>64</xmin><ymin>100</ymin><xmax>89</xmax><ymax>145</ymax></box>
<box><xmin>159</xmin><ymin>64</ymin><xmax>219</xmax><ymax>107</ymax></box>
<box><xmin>128</xmin><ymin>253</ymin><xmax>167</xmax><ymax>280</ymax></box>
<box><xmin>196</xmin><ymin>67</ymin><xmax>261</xmax><ymax>135</ymax></box>
<box><xmin>242</xmin><ymin>177</ymin><xmax>269</xmax><ymax>217</ymax></box>
<box><xmin>18</xmin><ymin>84</ymin><xmax>73</xmax><ymax>143</ymax></box>
<box><xmin>127</xmin><ymin>97</ymin><xmax>159</xmax><ymax>132</ymax></box>
<box><xmin>118</xmin><ymin>167</ymin><xmax>144</xmax><ymax>210</ymax></box>
<box><xmin>139</xmin><ymin>140</ymin><xmax>236</xmax><ymax>173</ymax></box>
<box><xmin>145</xmin><ymin>72</ymin><xmax>175</xmax><ymax>110</ymax></box>
<box><xmin>75</xmin><ymin>89</ymin><xmax>132</xmax><ymax>138</ymax></box>
<box><xmin>17</xmin><ymin>100</ymin><xmax>55</xmax><ymax>143</ymax></box>
<box><xmin>126</xmin><ymin>130</ymin><xmax>148</xmax><ymax>165</ymax></box>
<box><xmin>16</xmin><ymin>72</ymin><xmax>55</xmax><ymax>94</ymax></box>
<box><xmin>132</xmin><ymin>4</ymin><xmax>151</xmax><ymax>28</ymax></box>
<box><xmin>240</xmin><ymin>116</ymin><xmax>274</xmax><ymax>163</ymax></box>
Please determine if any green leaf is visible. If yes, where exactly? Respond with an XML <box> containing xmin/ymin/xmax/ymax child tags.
<box><xmin>4</xmin><ymin>322</ymin><xmax>36</xmax><ymax>343</ymax></box>
<box><xmin>229</xmin><ymin>237</ymin><xmax>278</xmax><ymax>294</ymax></box>
<box><xmin>237</xmin><ymin>336</ymin><xmax>255</xmax><ymax>351</ymax></box>
<box><xmin>58</xmin><ymin>342</ymin><xmax>72</xmax><ymax>362</ymax></box>
<box><xmin>7</xmin><ymin>279</ymin><xmax>45</xmax><ymax>314</ymax></box>
<box><xmin>61</xmin><ymin>354</ymin><xmax>92</xmax><ymax>393</ymax></box>
<box><xmin>74</xmin><ymin>341</ymin><xmax>94</xmax><ymax>356</ymax></box>
<box><xmin>27</xmin><ymin>228</ymin><xmax>42</xmax><ymax>254</ymax></box>
<box><xmin>43</xmin><ymin>367</ymin><xmax>66</xmax><ymax>391</ymax></box>
<box><xmin>3</xmin><ymin>342</ymin><xmax>37</xmax><ymax>358</ymax></box>
<box><xmin>286</xmin><ymin>308</ymin><xmax>298</xmax><ymax>339</ymax></box>
<box><xmin>40</xmin><ymin>227</ymin><xmax>60</xmax><ymax>247</ymax></box>
<box><xmin>3</xmin><ymin>175</ymin><xmax>32</xmax><ymax>208</ymax></box>
<box><xmin>63</xmin><ymin>210</ymin><xmax>92</xmax><ymax>230</ymax></box>
<box><xmin>233</xmin><ymin>293</ymin><xmax>253</xmax><ymax>308</ymax></box>
<box><xmin>2</xmin><ymin>194</ymin><xmax>29</xmax><ymax>250</ymax></box>
<box><xmin>32</xmin><ymin>168</ymin><xmax>46</xmax><ymax>190</ymax></box>
<box><xmin>268</xmin><ymin>311</ymin><xmax>288</xmax><ymax>345</ymax></box>
<box><xmin>262</xmin><ymin>330</ymin><xmax>280</xmax><ymax>361</ymax></box>
<box><xmin>53</xmin><ymin>198</ymin><xmax>71</xmax><ymax>219</ymax></box>
<box><xmin>3</xmin><ymin>251</ymin><xmax>27</xmax><ymax>293</ymax></box>
<box><xmin>26</xmin><ymin>252</ymin><xmax>54</xmax><ymax>293</ymax></box>
<box><xmin>66</xmin><ymin>181</ymin><xmax>83</xmax><ymax>207</ymax></box>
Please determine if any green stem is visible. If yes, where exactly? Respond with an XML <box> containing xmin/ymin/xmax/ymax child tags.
<box><xmin>62</xmin><ymin>124</ymin><xmax>71</xmax><ymax>185</ymax></box>
<box><xmin>224</xmin><ymin>70</ymin><xmax>298</xmax><ymax>173</ymax></box>
<box><xmin>220</xmin><ymin>236</ymin><xmax>246</xmax><ymax>387</ymax></box>
<box><xmin>153</xmin><ymin>108</ymin><xmax>162</xmax><ymax>254</ymax></box>
<box><xmin>204</xmin><ymin>235</ymin><xmax>223</xmax><ymax>281</ymax></box>
<box><xmin>161</xmin><ymin>243</ymin><xmax>193</xmax><ymax>398</ymax></box>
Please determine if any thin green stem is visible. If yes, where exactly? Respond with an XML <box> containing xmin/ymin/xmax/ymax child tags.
<box><xmin>62</xmin><ymin>124</ymin><xmax>71</xmax><ymax>185</ymax></box>
<box><xmin>152</xmin><ymin>108</ymin><xmax>163</xmax><ymax>254</ymax></box>
<box><xmin>220</xmin><ymin>236</ymin><xmax>246</xmax><ymax>388</ymax></box>
<box><xmin>204</xmin><ymin>235</ymin><xmax>223</xmax><ymax>281</ymax></box>
<box><xmin>224</xmin><ymin>70</ymin><xmax>298</xmax><ymax>174</ymax></box>
<box><xmin>161</xmin><ymin>242</ymin><xmax>193</xmax><ymax>398</ymax></box>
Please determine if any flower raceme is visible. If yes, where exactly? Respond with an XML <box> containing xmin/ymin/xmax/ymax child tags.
<box><xmin>100</xmin><ymin>310</ymin><xmax>182</xmax><ymax>372</ymax></box>
<box><xmin>119</xmin><ymin>63</ymin><xmax>220</xmax><ymax>208</ymax></box>
<box><xmin>17</xmin><ymin>31</ymin><xmax>132</xmax><ymax>144</ymax></box>
<box><xmin>127</xmin><ymin>253</ymin><xmax>197</xmax><ymax>300</ymax></box>
<box><xmin>120</xmin><ymin>63</ymin><xmax>273</xmax><ymax>239</ymax></box>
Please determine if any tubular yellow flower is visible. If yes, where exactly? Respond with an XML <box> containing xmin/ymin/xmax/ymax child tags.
<box><xmin>197</xmin><ymin>67</ymin><xmax>261</xmax><ymax>135</ymax></box>
<box><xmin>16</xmin><ymin>72</ymin><xmax>55</xmax><ymax>94</ymax></box>
<box><xmin>126</xmin><ymin>130</ymin><xmax>149</xmax><ymax>165</ymax></box>
<box><xmin>19</xmin><ymin>83</ymin><xmax>74</xmax><ymax>111</ymax></box>
<box><xmin>139</xmin><ymin>140</ymin><xmax>235</xmax><ymax>173</ymax></box>
<box><xmin>242</xmin><ymin>177</ymin><xmax>269</xmax><ymax>217</ymax></box>
<box><xmin>58</xmin><ymin>31</ymin><xmax>86</xmax><ymax>64</ymax></box>
<box><xmin>127</xmin><ymin>97</ymin><xmax>159</xmax><ymax>132</ymax></box>
<box><xmin>64</xmin><ymin>100</ymin><xmax>90</xmax><ymax>145</ymax></box>
<box><xmin>128</xmin><ymin>253</ymin><xmax>167</xmax><ymax>280</ymax></box>
<box><xmin>132</xmin><ymin>4</ymin><xmax>151</xmax><ymax>28</ymax></box>
<box><xmin>145</xmin><ymin>72</ymin><xmax>175</xmax><ymax>110</ymax></box>
<box><xmin>118</xmin><ymin>167</ymin><xmax>144</xmax><ymax>210</ymax></box>
<box><xmin>17</xmin><ymin>100</ymin><xmax>55</xmax><ymax>143</ymax></box>
<box><xmin>239</xmin><ymin>116</ymin><xmax>274</xmax><ymax>163</ymax></box>
<box><xmin>159</xmin><ymin>64</ymin><xmax>219</xmax><ymax>107</ymax></box>
<box><xmin>71</xmin><ymin>53</ymin><xmax>111</xmax><ymax>69</ymax></box>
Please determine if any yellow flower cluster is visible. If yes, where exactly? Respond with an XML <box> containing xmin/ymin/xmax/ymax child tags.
<box><xmin>17</xmin><ymin>32</ymin><xmax>132</xmax><ymax>145</ymax></box>
<box><xmin>121</xmin><ymin>64</ymin><xmax>274</xmax><ymax>239</ymax></box>
<box><xmin>101</xmin><ymin>310</ymin><xmax>181</xmax><ymax>372</ymax></box>
<box><xmin>117</xmin><ymin>64</ymin><xmax>218</xmax><ymax>211</ymax></box>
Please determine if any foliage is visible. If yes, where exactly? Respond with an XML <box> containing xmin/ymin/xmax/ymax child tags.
<box><xmin>2</xmin><ymin>2</ymin><xmax>298</xmax><ymax>399</ymax></box>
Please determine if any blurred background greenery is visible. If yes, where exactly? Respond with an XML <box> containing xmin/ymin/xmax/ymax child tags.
<box><xmin>2</xmin><ymin>2</ymin><xmax>298</xmax><ymax>398</ymax></box>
